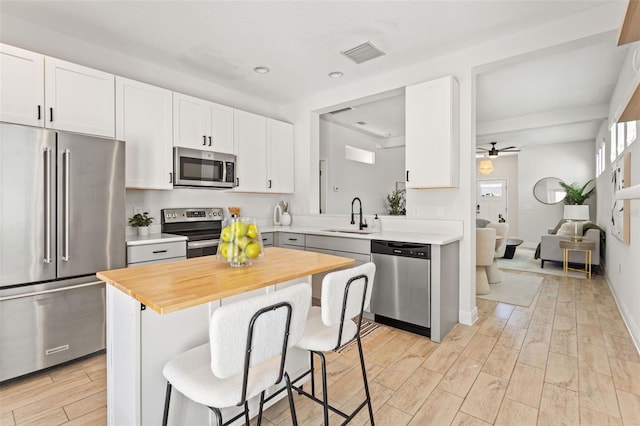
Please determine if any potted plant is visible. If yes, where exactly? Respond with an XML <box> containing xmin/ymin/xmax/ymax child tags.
<box><xmin>559</xmin><ymin>179</ymin><xmax>595</xmax><ymax>205</ymax></box>
<box><xmin>129</xmin><ymin>211</ymin><xmax>153</xmax><ymax>236</ymax></box>
<box><xmin>386</xmin><ymin>189</ymin><xmax>406</xmax><ymax>215</ymax></box>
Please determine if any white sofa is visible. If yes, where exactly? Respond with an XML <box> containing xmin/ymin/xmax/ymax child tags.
<box><xmin>539</xmin><ymin>228</ymin><xmax>601</xmax><ymax>269</ymax></box>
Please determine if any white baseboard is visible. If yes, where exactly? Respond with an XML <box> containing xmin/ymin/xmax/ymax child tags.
<box><xmin>605</xmin><ymin>275</ymin><xmax>640</xmax><ymax>356</ymax></box>
<box><xmin>459</xmin><ymin>307</ymin><xmax>478</xmax><ymax>326</ymax></box>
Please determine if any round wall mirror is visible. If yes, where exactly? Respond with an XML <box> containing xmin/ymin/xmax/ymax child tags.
<box><xmin>533</xmin><ymin>177</ymin><xmax>566</xmax><ymax>204</ymax></box>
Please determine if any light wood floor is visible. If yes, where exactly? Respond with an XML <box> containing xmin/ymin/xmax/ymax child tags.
<box><xmin>2</xmin><ymin>272</ymin><xmax>639</xmax><ymax>425</ymax></box>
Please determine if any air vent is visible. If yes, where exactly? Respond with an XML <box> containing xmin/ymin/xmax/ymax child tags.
<box><xmin>341</xmin><ymin>41</ymin><xmax>385</xmax><ymax>64</ymax></box>
<box><xmin>329</xmin><ymin>106</ymin><xmax>354</xmax><ymax>115</ymax></box>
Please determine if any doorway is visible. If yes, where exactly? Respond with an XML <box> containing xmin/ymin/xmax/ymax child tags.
<box><xmin>476</xmin><ymin>179</ymin><xmax>508</xmax><ymax>223</ymax></box>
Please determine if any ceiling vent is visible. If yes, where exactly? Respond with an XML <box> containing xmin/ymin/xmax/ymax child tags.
<box><xmin>329</xmin><ymin>106</ymin><xmax>354</xmax><ymax>115</ymax></box>
<box><xmin>341</xmin><ymin>41</ymin><xmax>385</xmax><ymax>64</ymax></box>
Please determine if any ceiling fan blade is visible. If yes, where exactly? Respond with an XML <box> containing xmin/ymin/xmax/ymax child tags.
<box><xmin>500</xmin><ymin>146</ymin><xmax>517</xmax><ymax>151</ymax></box>
<box><xmin>476</xmin><ymin>147</ymin><xmax>490</xmax><ymax>151</ymax></box>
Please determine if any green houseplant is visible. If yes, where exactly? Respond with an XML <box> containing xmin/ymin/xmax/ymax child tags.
<box><xmin>129</xmin><ymin>211</ymin><xmax>153</xmax><ymax>235</ymax></box>
<box><xmin>386</xmin><ymin>189</ymin><xmax>406</xmax><ymax>215</ymax></box>
<box><xmin>559</xmin><ymin>179</ymin><xmax>595</xmax><ymax>205</ymax></box>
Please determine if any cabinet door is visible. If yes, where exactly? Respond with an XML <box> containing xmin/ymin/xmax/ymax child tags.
<box><xmin>116</xmin><ymin>77</ymin><xmax>173</xmax><ymax>189</ymax></box>
<box><xmin>234</xmin><ymin>109</ymin><xmax>267</xmax><ymax>192</ymax></box>
<box><xmin>210</xmin><ymin>102</ymin><xmax>234</xmax><ymax>154</ymax></box>
<box><xmin>0</xmin><ymin>44</ymin><xmax>44</xmax><ymax>127</ymax></box>
<box><xmin>44</xmin><ymin>57</ymin><xmax>115</xmax><ymax>137</ymax></box>
<box><xmin>267</xmin><ymin>119</ymin><xmax>294</xmax><ymax>193</ymax></box>
<box><xmin>173</xmin><ymin>92</ymin><xmax>211</xmax><ymax>150</ymax></box>
<box><xmin>405</xmin><ymin>76</ymin><xmax>459</xmax><ymax>188</ymax></box>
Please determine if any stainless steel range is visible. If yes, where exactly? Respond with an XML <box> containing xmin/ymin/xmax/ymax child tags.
<box><xmin>161</xmin><ymin>208</ymin><xmax>225</xmax><ymax>258</ymax></box>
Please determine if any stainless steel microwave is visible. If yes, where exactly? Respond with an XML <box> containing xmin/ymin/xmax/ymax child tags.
<box><xmin>173</xmin><ymin>147</ymin><xmax>236</xmax><ymax>188</ymax></box>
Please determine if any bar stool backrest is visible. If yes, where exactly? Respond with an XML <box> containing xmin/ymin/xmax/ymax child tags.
<box><xmin>209</xmin><ymin>283</ymin><xmax>311</xmax><ymax>380</ymax></box>
<box><xmin>320</xmin><ymin>262</ymin><xmax>376</xmax><ymax>327</ymax></box>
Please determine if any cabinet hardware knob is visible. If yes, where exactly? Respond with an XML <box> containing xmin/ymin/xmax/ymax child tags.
<box><xmin>406</xmin><ymin>170</ymin><xmax>409</xmax><ymax>182</ymax></box>
<box><xmin>208</xmin><ymin>136</ymin><xmax>212</xmax><ymax>146</ymax></box>
<box><xmin>169</xmin><ymin>172</ymin><xmax>173</xmax><ymax>183</ymax></box>
<box><xmin>37</xmin><ymin>105</ymin><xmax>41</xmax><ymax>120</ymax></box>
<box><xmin>268</xmin><ymin>179</ymin><xmax>272</xmax><ymax>188</ymax></box>
<box><xmin>202</xmin><ymin>135</ymin><xmax>207</xmax><ymax>145</ymax></box>
<box><xmin>49</xmin><ymin>107</ymin><xmax>54</xmax><ymax>122</ymax></box>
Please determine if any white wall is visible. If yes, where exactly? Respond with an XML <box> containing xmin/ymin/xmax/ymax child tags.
<box><xmin>517</xmin><ymin>140</ymin><xmax>595</xmax><ymax>247</ymax></box>
<box><xmin>475</xmin><ymin>155</ymin><xmax>519</xmax><ymax>237</ymax></box>
<box><xmin>600</xmin><ymin>40</ymin><xmax>640</xmax><ymax>349</ymax></box>
<box><xmin>320</xmin><ymin>120</ymin><xmax>405</xmax><ymax>215</ymax></box>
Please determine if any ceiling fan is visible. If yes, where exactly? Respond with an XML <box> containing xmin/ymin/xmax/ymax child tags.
<box><xmin>476</xmin><ymin>142</ymin><xmax>520</xmax><ymax>158</ymax></box>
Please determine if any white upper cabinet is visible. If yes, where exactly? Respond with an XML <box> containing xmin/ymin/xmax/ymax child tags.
<box><xmin>173</xmin><ymin>93</ymin><xmax>234</xmax><ymax>154</ymax></box>
<box><xmin>234</xmin><ymin>110</ymin><xmax>295</xmax><ymax>193</ymax></box>
<box><xmin>0</xmin><ymin>44</ymin><xmax>44</xmax><ymax>127</ymax></box>
<box><xmin>116</xmin><ymin>77</ymin><xmax>173</xmax><ymax>190</ymax></box>
<box><xmin>234</xmin><ymin>109</ymin><xmax>267</xmax><ymax>192</ymax></box>
<box><xmin>267</xmin><ymin>119</ymin><xmax>294</xmax><ymax>193</ymax></box>
<box><xmin>405</xmin><ymin>75</ymin><xmax>459</xmax><ymax>188</ymax></box>
<box><xmin>45</xmin><ymin>57</ymin><xmax>115</xmax><ymax>138</ymax></box>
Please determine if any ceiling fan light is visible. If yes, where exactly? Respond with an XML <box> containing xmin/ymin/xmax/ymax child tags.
<box><xmin>479</xmin><ymin>159</ymin><xmax>494</xmax><ymax>175</ymax></box>
<box><xmin>488</xmin><ymin>152</ymin><xmax>498</xmax><ymax>158</ymax></box>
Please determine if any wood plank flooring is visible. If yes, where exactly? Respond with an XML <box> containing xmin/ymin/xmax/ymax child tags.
<box><xmin>1</xmin><ymin>272</ymin><xmax>639</xmax><ymax>425</ymax></box>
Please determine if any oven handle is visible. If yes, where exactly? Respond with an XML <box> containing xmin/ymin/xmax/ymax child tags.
<box><xmin>187</xmin><ymin>240</ymin><xmax>220</xmax><ymax>249</ymax></box>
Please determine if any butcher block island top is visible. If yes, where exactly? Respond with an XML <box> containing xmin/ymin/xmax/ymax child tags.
<box><xmin>97</xmin><ymin>247</ymin><xmax>355</xmax><ymax>315</ymax></box>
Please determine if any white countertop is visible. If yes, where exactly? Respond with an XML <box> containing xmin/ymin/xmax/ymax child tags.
<box><xmin>259</xmin><ymin>225</ymin><xmax>461</xmax><ymax>245</ymax></box>
<box><xmin>126</xmin><ymin>233</ymin><xmax>187</xmax><ymax>246</ymax></box>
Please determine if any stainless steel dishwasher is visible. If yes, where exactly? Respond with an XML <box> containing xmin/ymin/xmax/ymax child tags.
<box><xmin>370</xmin><ymin>240</ymin><xmax>431</xmax><ymax>337</ymax></box>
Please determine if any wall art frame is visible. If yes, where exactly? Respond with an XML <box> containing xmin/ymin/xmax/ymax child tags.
<box><xmin>611</xmin><ymin>152</ymin><xmax>631</xmax><ymax>243</ymax></box>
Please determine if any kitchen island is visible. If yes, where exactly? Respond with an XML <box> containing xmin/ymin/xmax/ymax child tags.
<box><xmin>98</xmin><ymin>247</ymin><xmax>354</xmax><ymax>426</ymax></box>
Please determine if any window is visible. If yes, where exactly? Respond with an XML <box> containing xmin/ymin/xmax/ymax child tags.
<box><xmin>617</xmin><ymin>122</ymin><xmax>626</xmax><ymax>156</ymax></box>
<box><xmin>345</xmin><ymin>145</ymin><xmax>375</xmax><ymax>164</ymax></box>
<box><xmin>610</xmin><ymin>125</ymin><xmax>617</xmax><ymax>163</ymax></box>
<box><xmin>627</xmin><ymin>121</ymin><xmax>637</xmax><ymax>147</ymax></box>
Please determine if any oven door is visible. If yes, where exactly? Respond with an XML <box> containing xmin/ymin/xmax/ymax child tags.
<box><xmin>174</xmin><ymin>147</ymin><xmax>235</xmax><ymax>188</ymax></box>
<box><xmin>187</xmin><ymin>239</ymin><xmax>219</xmax><ymax>258</ymax></box>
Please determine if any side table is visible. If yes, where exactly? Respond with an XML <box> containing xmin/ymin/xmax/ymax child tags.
<box><xmin>559</xmin><ymin>239</ymin><xmax>596</xmax><ymax>279</ymax></box>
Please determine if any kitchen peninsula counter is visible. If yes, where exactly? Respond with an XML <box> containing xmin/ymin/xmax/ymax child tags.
<box><xmin>98</xmin><ymin>247</ymin><xmax>354</xmax><ymax>314</ymax></box>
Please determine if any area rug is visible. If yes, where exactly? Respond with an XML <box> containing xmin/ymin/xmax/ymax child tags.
<box><xmin>335</xmin><ymin>320</ymin><xmax>381</xmax><ymax>353</ymax></box>
<box><xmin>476</xmin><ymin>272</ymin><xmax>544</xmax><ymax>307</ymax></box>
<box><xmin>497</xmin><ymin>247</ymin><xmax>587</xmax><ymax>279</ymax></box>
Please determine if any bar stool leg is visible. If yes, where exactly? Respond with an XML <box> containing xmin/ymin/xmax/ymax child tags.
<box><xmin>357</xmin><ymin>336</ymin><xmax>375</xmax><ymax>425</ymax></box>
<box><xmin>318</xmin><ymin>351</ymin><xmax>330</xmax><ymax>425</ymax></box>
<box><xmin>211</xmin><ymin>407</ymin><xmax>223</xmax><ymax>426</ymax></box>
<box><xmin>310</xmin><ymin>351</ymin><xmax>316</xmax><ymax>397</ymax></box>
<box><xmin>285</xmin><ymin>372</ymin><xmax>299</xmax><ymax>426</ymax></box>
<box><xmin>162</xmin><ymin>382</ymin><xmax>172</xmax><ymax>426</ymax></box>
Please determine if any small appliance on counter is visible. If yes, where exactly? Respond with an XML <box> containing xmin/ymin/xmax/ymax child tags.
<box><xmin>161</xmin><ymin>208</ymin><xmax>224</xmax><ymax>258</ymax></box>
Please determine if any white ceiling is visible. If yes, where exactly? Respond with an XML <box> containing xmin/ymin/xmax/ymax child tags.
<box><xmin>0</xmin><ymin>1</ymin><xmax>628</xmax><ymax>149</ymax></box>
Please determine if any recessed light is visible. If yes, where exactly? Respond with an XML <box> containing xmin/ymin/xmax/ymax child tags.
<box><xmin>357</xmin><ymin>121</ymin><xmax>367</xmax><ymax>126</ymax></box>
<box><xmin>253</xmin><ymin>66</ymin><xmax>270</xmax><ymax>74</ymax></box>
<box><xmin>328</xmin><ymin>71</ymin><xmax>344</xmax><ymax>78</ymax></box>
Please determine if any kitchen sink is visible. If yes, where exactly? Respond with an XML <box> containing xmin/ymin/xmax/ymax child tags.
<box><xmin>322</xmin><ymin>229</ymin><xmax>377</xmax><ymax>235</ymax></box>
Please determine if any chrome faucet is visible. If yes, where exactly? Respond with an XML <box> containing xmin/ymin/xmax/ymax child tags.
<box><xmin>350</xmin><ymin>197</ymin><xmax>367</xmax><ymax>230</ymax></box>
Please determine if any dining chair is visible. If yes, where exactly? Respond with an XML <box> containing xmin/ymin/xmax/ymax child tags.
<box><xmin>162</xmin><ymin>282</ymin><xmax>311</xmax><ymax>425</ymax></box>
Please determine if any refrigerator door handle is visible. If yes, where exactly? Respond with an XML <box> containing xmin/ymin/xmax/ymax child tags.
<box><xmin>0</xmin><ymin>280</ymin><xmax>104</xmax><ymax>302</ymax></box>
<box><xmin>44</xmin><ymin>147</ymin><xmax>53</xmax><ymax>264</ymax></box>
<box><xmin>62</xmin><ymin>149</ymin><xmax>71</xmax><ymax>261</ymax></box>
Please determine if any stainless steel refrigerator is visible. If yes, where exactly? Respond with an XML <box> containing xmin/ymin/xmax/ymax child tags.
<box><xmin>0</xmin><ymin>122</ymin><xmax>125</xmax><ymax>382</ymax></box>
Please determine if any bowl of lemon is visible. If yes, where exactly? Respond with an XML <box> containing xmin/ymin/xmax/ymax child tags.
<box><xmin>217</xmin><ymin>217</ymin><xmax>264</xmax><ymax>267</ymax></box>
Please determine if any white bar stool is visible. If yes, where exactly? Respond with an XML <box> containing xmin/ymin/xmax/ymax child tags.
<box><xmin>292</xmin><ymin>262</ymin><xmax>376</xmax><ymax>425</ymax></box>
<box><xmin>162</xmin><ymin>283</ymin><xmax>312</xmax><ymax>426</ymax></box>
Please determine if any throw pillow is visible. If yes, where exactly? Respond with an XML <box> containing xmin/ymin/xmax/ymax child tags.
<box><xmin>556</xmin><ymin>222</ymin><xmax>573</xmax><ymax>236</ymax></box>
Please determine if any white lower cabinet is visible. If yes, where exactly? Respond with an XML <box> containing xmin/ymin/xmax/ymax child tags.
<box><xmin>107</xmin><ymin>278</ymin><xmax>309</xmax><ymax>425</ymax></box>
<box><xmin>116</xmin><ymin>77</ymin><xmax>174</xmax><ymax>190</ymax></box>
<box><xmin>126</xmin><ymin>241</ymin><xmax>186</xmax><ymax>266</ymax></box>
